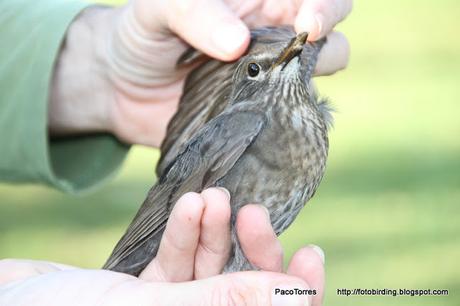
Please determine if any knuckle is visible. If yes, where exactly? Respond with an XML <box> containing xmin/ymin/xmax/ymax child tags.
<box><xmin>198</xmin><ymin>239</ymin><xmax>229</xmax><ymax>257</ymax></box>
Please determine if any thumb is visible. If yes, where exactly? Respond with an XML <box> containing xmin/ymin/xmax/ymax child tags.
<box><xmin>162</xmin><ymin>0</ymin><xmax>250</xmax><ymax>61</ymax></box>
<box><xmin>156</xmin><ymin>271</ymin><xmax>312</xmax><ymax>306</ymax></box>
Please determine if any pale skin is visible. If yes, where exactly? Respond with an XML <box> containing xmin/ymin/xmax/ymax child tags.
<box><xmin>1</xmin><ymin>0</ymin><xmax>352</xmax><ymax>305</ymax></box>
<box><xmin>0</xmin><ymin>189</ymin><xmax>325</xmax><ymax>306</ymax></box>
<box><xmin>48</xmin><ymin>0</ymin><xmax>351</xmax><ymax>147</ymax></box>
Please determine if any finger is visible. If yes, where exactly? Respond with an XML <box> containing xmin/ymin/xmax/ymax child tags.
<box><xmin>236</xmin><ymin>205</ymin><xmax>283</xmax><ymax>272</ymax></box>
<box><xmin>164</xmin><ymin>0</ymin><xmax>250</xmax><ymax>61</ymax></box>
<box><xmin>287</xmin><ymin>246</ymin><xmax>326</xmax><ymax>306</ymax></box>
<box><xmin>295</xmin><ymin>0</ymin><xmax>353</xmax><ymax>41</ymax></box>
<box><xmin>260</xmin><ymin>0</ymin><xmax>297</xmax><ymax>25</ymax></box>
<box><xmin>144</xmin><ymin>271</ymin><xmax>312</xmax><ymax>306</ymax></box>
<box><xmin>140</xmin><ymin>192</ymin><xmax>205</xmax><ymax>282</ymax></box>
<box><xmin>314</xmin><ymin>31</ymin><xmax>350</xmax><ymax>76</ymax></box>
<box><xmin>237</xmin><ymin>1</ymin><xmax>299</xmax><ymax>29</ymax></box>
<box><xmin>194</xmin><ymin>188</ymin><xmax>232</xmax><ymax>279</ymax></box>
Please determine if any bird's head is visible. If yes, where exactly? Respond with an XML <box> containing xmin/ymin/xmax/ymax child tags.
<box><xmin>230</xmin><ymin>27</ymin><xmax>325</xmax><ymax>103</ymax></box>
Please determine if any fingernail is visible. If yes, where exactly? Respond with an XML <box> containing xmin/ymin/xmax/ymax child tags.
<box><xmin>309</xmin><ymin>244</ymin><xmax>325</xmax><ymax>264</ymax></box>
<box><xmin>212</xmin><ymin>22</ymin><xmax>248</xmax><ymax>56</ymax></box>
<box><xmin>256</xmin><ymin>204</ymin><xmax>271</xmax><ymax>221</ymax></box>
<box><xmin>300</xmin><ymin>12</ymin><xmax>323</xmax><ymax>41</ymax></box>
<box><xmin>216</xmin><ymin>187</ymin><xmax>231</xmax><ymax>200</ymax></box>
<box><xmin>272</xmin><ymin>284</ymin><xmax>310</xmax><ymax>306</ymax></box>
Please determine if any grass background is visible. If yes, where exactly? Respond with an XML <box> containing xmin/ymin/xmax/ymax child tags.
<box><xmin>1</xmin><ymin>0</ymin><xmax>459</xmax><ymax>305</ymax></box>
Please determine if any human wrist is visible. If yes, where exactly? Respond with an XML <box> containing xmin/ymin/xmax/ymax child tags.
<box><xmin>48</xmin><ymin>6</ymin><xmax>116</xmax><ymax>136</ymax></box>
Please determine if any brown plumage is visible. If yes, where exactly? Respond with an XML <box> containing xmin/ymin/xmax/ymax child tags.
<box><xmin>104</xmin><ymin>26</ymin><xmax>332</xmax><ymax>275</ymax></box>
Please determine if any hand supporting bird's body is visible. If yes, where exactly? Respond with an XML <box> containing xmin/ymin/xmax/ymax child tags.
<box><xmin>104</xmin><ymin>26</ymin><xmax>332</xmax><ymax>276</ymax></box>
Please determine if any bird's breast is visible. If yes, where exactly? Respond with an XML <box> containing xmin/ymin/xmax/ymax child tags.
<box><xmin>218</xmin><ymin>110</ymin><xmax>328</xmax><ymax>234</ymax></box>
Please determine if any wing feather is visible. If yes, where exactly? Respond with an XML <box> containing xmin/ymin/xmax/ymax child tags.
<box><xmin>157</xmin><ymin>60</ymin><xmax>236</xmax><ymax>176</ymax></box>
<box><xmin>104</xmin><ymin>111</ymin><xmax>266</xmax><ymax>274</ymax></box>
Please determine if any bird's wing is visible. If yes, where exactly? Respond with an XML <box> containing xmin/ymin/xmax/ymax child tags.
<box><xmin>156</xmin><ymin>59</ymin><xmax>236</xmax><ymax>177</ymax></box>
<box><xmin>104</xmin><ymin>111</ymin><xmax>266</xmax><ymax>272</ymax></box>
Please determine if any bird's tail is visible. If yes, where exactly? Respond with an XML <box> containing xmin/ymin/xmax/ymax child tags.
<box><xmin>103</xmin><ymin>183</ymin><xmax>172</xmax><ymax>276</ymax></box>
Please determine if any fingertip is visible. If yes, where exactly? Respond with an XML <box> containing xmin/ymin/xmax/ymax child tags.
<box><xmin>288</xmin><ymin>246</ymin><xmax>324</xmax><ymax>272</ymax></box>
<box><xmin>296</xmin><ymin>0</ymin><xmax>353</xmax><ymax>41</ymax></box>
<box><xmin>210</xmin><ymin>21</ymin><xmax>250</xmax><ymax>61</ymax></box>
<box><xmin>237</xmin><ymin>204</ymin><xmax>270</xmax><ymax>232</ymax></box>
<box><xmin>287</xmin><ymin>246</ymin><xmax>326</xmax><ymax>306</ymax></box>
<box><xmin>237</xmin><ymin>205</ymin><xmax>283</xmax><ymax>272</ymax></box>
<box><xmin>216</xmin><ymin>187</ymin><xmax>231</xmax><ymax>200</ymax></box>
<box><xmin>309</xmin><ymin>244</ymin><xmax>325</xmax><ymax>264</ymax></box>
<box><xmin>332</xmin><ymin>32</ymin><xmax>350</xmax><ymax>69</ymax></box>
<box><xmin>202</xmin><ymin>187</ymin><xmax>231</xmax><ymax>203</ymax></box>
<box><xmin>174</xmin><ymin>192</ymin><xmax>206</xmax><ymax>223</ymax></box>
<box><xmin>315</xmin><ymin>31</ymin><xmax>350</xmax><ymax>76</ymax></box>
<box><xmin>295</xmin><ymin>12</ymin><xmax>323</xmax><ymax>41</ymax></box>
<box><xmin>200</xmin><ymin>187</ymin><xmax>231</xmax><ymax>225</ymax></box>
<box><xmin>194</xmin><ymin>188</ymin><xmax>232</xmax><ymax>279</ymax></box>
<box><xmin>243</xmin><ymin>204</ymin><xmax>269</xmax><ymax>218</ymax></box>
<box><xmin>150</xmin><ymin>192</ymin><xmax>205</xmax><ymax>282</ymax></box>
<box><xmin>165</xmin><ymin>0</ymin><xmax>250</xmax><ymax>62</ymax></box>
<box><xmin>295</xmin><ymin>0</ymin><xmax>325</xmax><ymax>41</ymax></box>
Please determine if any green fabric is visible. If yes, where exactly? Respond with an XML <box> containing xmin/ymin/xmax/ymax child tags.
<box><xmin>0</xmin><ymin>0</ymin><xmax>129</xmax><ymax>193</ymax></box>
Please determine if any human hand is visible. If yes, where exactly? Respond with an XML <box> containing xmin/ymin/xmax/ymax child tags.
<box><xmin>0</xmin><ymin>188</ymin><xmax>325</xmax><ymax>305</ymax></box>
<box><xmin>49</xmin><ymin>0</ymin><xmax>351</xmax><ymax>147</ymax></box>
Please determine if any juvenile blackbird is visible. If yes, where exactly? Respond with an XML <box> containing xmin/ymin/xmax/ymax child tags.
<box><xmin>104</xmin><ymin>26</ymin><xmax>332</xmax><ymax>275</ymax></box>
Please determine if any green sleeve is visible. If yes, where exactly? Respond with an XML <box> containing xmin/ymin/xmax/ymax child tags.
<box><xmin>0</xmin><ymin>0</ymin><xmax>129</xmax><ymax>193</ymax></box>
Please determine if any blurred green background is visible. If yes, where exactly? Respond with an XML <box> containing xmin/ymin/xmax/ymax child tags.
<box><xmin>1</xmin><ymin>0</ymin><xmax>459</xmax><ymax>305</ymax></box>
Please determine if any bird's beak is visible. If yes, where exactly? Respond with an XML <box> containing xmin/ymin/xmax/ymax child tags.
<box><xmin>272</xmin><ymin>32</ymin><xmax>309</xmax><ymax>70</ymax></box>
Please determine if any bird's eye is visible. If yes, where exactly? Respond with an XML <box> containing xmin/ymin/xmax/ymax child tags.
<box><xmin>247</xmin><ymin>63</ymin><xmax>260</xmax><ymax>77</ymax></box>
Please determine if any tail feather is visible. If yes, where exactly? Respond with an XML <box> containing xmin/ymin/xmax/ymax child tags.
<box><xmin>103</xmin><ymin>183</ymin><xmax>172</xmax><ymax>274</ymax></box>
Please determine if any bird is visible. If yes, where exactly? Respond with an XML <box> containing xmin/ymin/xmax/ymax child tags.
<box><xmin>104</xmin><ymin>26</ymin><xmax>332</xmax><ymax>276</ymax></box>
